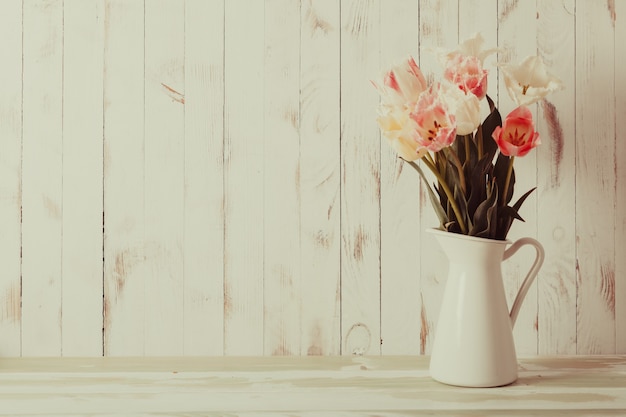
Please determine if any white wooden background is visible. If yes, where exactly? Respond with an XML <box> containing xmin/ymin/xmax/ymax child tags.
<box><xmin>0</xmin><ymin>0</ymin><xmax>623</xmax><ymax>357</ymax></box>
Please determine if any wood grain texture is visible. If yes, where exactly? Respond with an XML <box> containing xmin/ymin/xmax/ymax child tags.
<box><xmin>575</xmin><ymin>0</ymin><xmax>616</xmax><ymax>354</ymax></box>
<box><xmin>615</xmin><ymin>0</ymin><xmax>626</xmax><ymax>354</ymax></box>
<box><xmin>496</xmin><ymin>0</ymin><xmax>540</xmax><ymax>355</ymax></box>
<box><xmin>0</xmin><ymin>0</ymin><xmax>624</xmax><ymax>358</ymax></box>
<box><xmin>143</xmin><ymin>0</ymin><xmax>186</xmax><ymax>356</ymax></box>
<box><xmin>379</xmin><ymin>0</ymin><xmax>421</xmax><ymax>355</ymax></box>
<box><xmin>182</xmin><ymin>0</ymin><xmax>225</xmax><ymax>356</ymax></box>
<box><xmin>223</xmin><ymin>0</ymin><xmax>265</xmax><ymax>356</ymax></box>
<box><xmin>299</xmin><ymin>0</ymin><xmax>342</xmax><ymax>356</ymax></box>
<box><xmin>417</xmin><ymin>0</ymin><xmax>459</xmax><ymax>355</ymax></box>
<box><xmin>102</xmin><ymin>0</ymin><xmax>146</xmax><ymax>356</ymax></box>
<box><xmin>21</xmin><ymin>0</ymin><xmax>64</xmax><ymax>356</ymax></box>
<box><xmin>340</xmin><ymin>0</ymin><xmax>382</xmax><ymax>356</ymax></box>
<box><xmin>263</xmin><ymin>0</ymin><xmax>302</xmax><ymax>357</ymax></box>
<box><xmin>1</xmin><ymin>356</ymin><xmax>626</xmax><ymax>416</ymax></box>
<box><xmin>536</xmin><ymin>0</ymin><xmax>577</xmax><ymax>355</ymax></box>
<box><xmin>0</xmin><ymin>0</ymin><xmax>22</xmax><ymax>357</ymax></box>
<box><xmin>61</xmin><ymin>0</ymin><xmax>104</xmax><ymax>357</ymax></box>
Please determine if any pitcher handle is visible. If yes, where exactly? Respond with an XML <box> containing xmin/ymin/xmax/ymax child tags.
<box><xmin>503</xmin><ymin>237</ymin><xmax>545</xmax><ymax>327</ymax></box>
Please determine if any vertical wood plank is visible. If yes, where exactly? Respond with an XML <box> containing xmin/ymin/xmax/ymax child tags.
<box><xmin>615</xmin><ymin>0</ymin><xmax>626</xmax><ymax>354</ymax></box>
<box><xmin>103</xmin><ymin>0</ymin><xmax>146</xmax><ymax>356</ymax></box>
<box><xmin>21</xmin><ymin>0</ymin><xmax>64</xmax><ymax>357</ymax></box>
<box><xmin>143</xmin><ymin>0</ymin><xmax>185</xmax><ymax>356</ymax></box>
<box><xmin>0</xmin><ymin>0</ymin><xmax>23</xmax><ymax>357</ymax></box>
<box><xmin>340</xmin><ymin>0</ymin><xmax>381</xmax><ymax>356</ymax></box>
<box><xmin>182</xmin><ymin>0</ymin><xmax>225</xmax><ymax>356</ymax></box>
<box><xmin>575</xmin><ymin>0</ymin><xmax>616</xmax><ymax>354</ymax></box>
<box><xmin>263</xmin><ymin>0</ymin><xmax>301</xmax><ymax>356</ymax></box>
<box><xmin>62</xmin><ymin>0</ymin><xmax>104</xmax><ymax>357</ymax></box>
<box><xmin>458</xmin><ymin>2</ymin><xmax>497</xmax><ymax>44</ymax></box>
<box><xmin>299</xmin><ymin>0</ymin><xmax>342</xmax><ymax>356</ymax></box>
<box><xmin>379</xmin><ymin>0</ymin><xmax>421</xmax><ymax>355</ymax></box>
<box><xmin>417</xmin><ymin>0</ymin><xmax>458</xmax><ymax>355</ymax></box>
<box><xmin>458</xmin><ymin>1</ymin><xmax>498</xmax><ymax>104</ymax></box>
<box><xmin>496</xmin><ymin>0</ymin><xmax>539</xmax><ymax>355</ymax></box>
<box><xmin>536</xmin><ymin>0</ymin><xmax>577</xmax><ymax>354</ymax></box>
<box><xmin>223</xmin><ymin>0</ymin><xmax>265</xmax><ymax>356</ymax></box>
<box><xmin>2</xmin><ymin>0</ymin><xmax>623</xmax><ymax>359</ymax></box>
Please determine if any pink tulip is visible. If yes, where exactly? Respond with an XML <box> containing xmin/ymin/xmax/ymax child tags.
<box><xmin>492</xmin><ymin>106</ymin><xmax>541</xmax><ymax>157</ymax></box>
<box><xmin>374</xmin><ymin>56</ymin><xmax>428</xmax><ymax>107</ymax></box>
<box><xmin>410</xmin><ymin>85</ymin><xmax>457</xmax><ymax>152</ymax></box>
<box><xmin>443</xmin><ymin>53</ymin><xmax>488</xmax><ymax>100</ymax></box>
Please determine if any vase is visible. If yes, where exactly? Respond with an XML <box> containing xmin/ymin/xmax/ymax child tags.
<box><xmin>427</xmin><ymin>228</ymin><xmax>545</xmax><ymax>387</ymax></box>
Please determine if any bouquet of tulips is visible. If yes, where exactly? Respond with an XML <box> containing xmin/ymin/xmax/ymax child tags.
<box><xmin>373</xmin><ymin>34</ymin><xmax>562</xmax><ymax>240</ymax></box>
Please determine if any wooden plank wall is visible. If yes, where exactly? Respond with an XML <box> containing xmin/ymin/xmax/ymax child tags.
<box><xmin>0</xmin><ymin>0</ymin><xmax>623</xmax><ymax>357</ymax></box>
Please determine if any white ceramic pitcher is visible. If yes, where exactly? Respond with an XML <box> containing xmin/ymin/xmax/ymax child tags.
<box><xmin>427</xmin><ymin>228</ymin><xmax>545</xmax><ymax>387</ymax></box>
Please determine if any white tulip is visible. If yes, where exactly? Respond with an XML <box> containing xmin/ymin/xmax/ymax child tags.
<box><xmin>377</xmin><ymin>105</ymin><xmax>427</xmax><ymax>161</ymax></box>
<box><xmin>500</xmin><ymin>55</ymin><xmax>564</xmax><ymax>106</ymax></box>
<box><xmin>437</xmin><ymin>32</ymin><xmax>500</xmax><ymax>67</ymax></box>
<box><xmin>440</xmin><ymin>83</ymin><xmax>482</xmax><ymax>136</ymax></box>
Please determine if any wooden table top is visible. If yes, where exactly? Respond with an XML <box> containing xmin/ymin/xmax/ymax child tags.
<box><xmin>0</xmin><ymin>355</ymin><xmax>625</xmax><ymax>416</ymax></box>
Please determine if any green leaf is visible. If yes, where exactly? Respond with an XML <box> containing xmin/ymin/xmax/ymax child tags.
<box><xmin>480</xmin><ymin>98</ymin><xmax>501</xmax><ymax>160</ymax></box>
<box><xmin>469</xmin><ymin>179</ymin><xmax>498</xmax><ymax>237</ymax></box>
<box><xmin>405</xmin><ymin>160</ymin><xmax>449</xmax><ymax>228</ymax></box>
<box><xmin>487</xmin><ymin>204</ymin><xmax>499</xmax><ymax>239</ymax></box>
<box><xmin>501</xmin><ymin>205</ymin><xmax>525</xmax><ymax>222</ymax></box>
<box><xmin>494</xmin><ymin>153</ymin><xmax>515</xmax><ymax>204</ymax></box>
<box><xmin>495</xmin><ymin>187</ymin><xmax>536</xmax><ymax>239</ymax></box>
<box><xmin>466</xmin><ymin>154</ymin><xmax>492</xmax><ymax>220</ymax></box>
<box><xmin>512</xmin><ymin>186</ymin><xmax>537</xmax><ymax>212</ymax></box>
<box><xmin>454</xmin><ymin>183</ymin><xmax>471</xmax><ymax>232</ymax></box>
<box><xmin>486</xmin><ymin>95</ymin><xmax>496</xmax><ymax>113</ymax></box>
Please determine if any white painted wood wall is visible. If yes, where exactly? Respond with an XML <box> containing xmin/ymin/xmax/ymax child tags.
<box><xmin>0</xmin><ymin>0</ymin><xmax>623</xmax><ymax>357</ymax></box>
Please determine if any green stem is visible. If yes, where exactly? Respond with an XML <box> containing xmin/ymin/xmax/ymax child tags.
<box><xmin>444</xmin><ymin>145</ymin><xmax>466</xmax><ymax>195</ymax></box>
<box><xmin>476</xmin><ymin>126</ymin><xmax>483</xmax><ymax>159</ymax></box>
<box><xmin>501</xmin><ymin>156</ymin><xmax>515</xmax><ymax>206</ymax></box>
<box><xmin>424</xmin><ymin>151</ymin><xmax>436</xmax><ymax>168</ymax></box>
<box><xmin>421</xmin><ymin>156</ymin><xmax>468</xmax><ymax>234</ymax></box>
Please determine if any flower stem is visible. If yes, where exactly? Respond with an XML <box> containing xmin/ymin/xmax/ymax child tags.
<box><xmin>476</xmin><ymin>126</ymin><xmax>483</xmax><ymax>159</ymax></box>
<box><xmin>424</xmin><ymin>151</ymin><xmax>436</xmax><ymax>167</ymax></box>
<box><xmin>421</xmin><ymin>156</ymin><xmax>468</xmax><ymax>234</ymax></box>
<box><xmin>443</xmin><ymin>146</ymin><xmax>466</xmax><ymax>195</ymax></box>
<box><xmin>501</xmin><ymin>156</ymin><xmax>515</xmax><ymax>206</ymax></box>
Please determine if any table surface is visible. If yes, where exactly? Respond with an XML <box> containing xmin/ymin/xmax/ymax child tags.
<box><xmin>0</xmin><ymin>355</ymin><xmax>625</xmax><ymax>416</ymax></box>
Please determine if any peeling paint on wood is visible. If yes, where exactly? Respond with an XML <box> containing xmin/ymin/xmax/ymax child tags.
<box><xmin>305</xmin><ymin>0</ymin><xmax>332</xmax><ymax>34</ymax></box>
<box><xmin>420</xmin><ymin>293</ymin><xmax>430</xmax><ymax>355</ymax></box>
<box><xmin>344</xmin><ymin>0</ymin><xmax>371</xmax><ymax>37</ymax></box>
<box><xmin>161</xmin><ymin>82</ymin><xmax>185</xmax><ymax>104</ymax></box>
<box><xmin>542</xmin><ymin>99</ymin><xmax>564</xmax><ymax>187</ymax></box>
<box><xmin>0</xmin><ymin>0</ymin><xmax>22</xmax><ymax>352</ymax></box>
<box><xmin>2</xmin><ymin>0</ymin><xmax>625</xmax><ymax>358</ymax></box>
<box><xmin>352</xmin><ymin>226</ymin><xmax>367</xmax><ymax>261</ymax></box>
<box><xmin>499</xmin><ymin>0</ymin><xmax>520</xmax><ymax>21</ymax></box>
<box><xmin>608</xmin><ymin>0</ymin><xmax>616</xmax><ymax>26</ymax></box>
<box><xmin>307</xmin><ymin>323</ymin><xmax>324</xmax><ymax>356</ymax></box>
<box><xmin>1</xmin><ymin>282</ymin><xmax>21</xmax><ymax>324</ymax></box>
<box><xmin>601</xmin><ymin>263</ymin><xmax>616</xmax><ymax>314</ymax></box>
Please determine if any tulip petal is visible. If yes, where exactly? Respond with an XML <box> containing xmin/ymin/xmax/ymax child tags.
<box><xmin>492</xmin><ymin>106</ymin><xmax>540</xmax><ymax>157</ymax></box>
<box><xmin>500</xmin><ymin>55</ymin><xmax>564</xmax><ymax>106</ymax></box>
